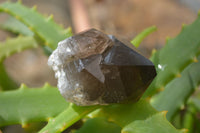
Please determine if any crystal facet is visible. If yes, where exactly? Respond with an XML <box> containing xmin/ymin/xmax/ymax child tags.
<box><xmin>48</xmin><ymin>28</ymin><xmax>156</xmax><ymax>106</ymax></box>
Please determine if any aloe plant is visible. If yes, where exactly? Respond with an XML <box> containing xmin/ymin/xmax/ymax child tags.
<box><xmin>0</xmin><ymin>1</ymin><xmax>199</xmax><ymax>133</ymax></box>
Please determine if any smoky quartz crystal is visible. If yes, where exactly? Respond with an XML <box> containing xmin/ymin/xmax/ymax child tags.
<box><xmin>48</xmin><ymin>29</ymin><xmax>156</xmax><ymax>106</ymax></box>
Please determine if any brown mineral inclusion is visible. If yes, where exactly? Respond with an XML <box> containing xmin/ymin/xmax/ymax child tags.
<box><xmin>48</xmin><ymin>29</ymin><xmax>156</xmax><ymax>106</ymax></box>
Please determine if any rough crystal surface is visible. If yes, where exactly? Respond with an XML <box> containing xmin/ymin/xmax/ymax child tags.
<box><xmin>48</xmin><ymin>28</ymin><xmax>156</xmax><ymax>106</ymax></box>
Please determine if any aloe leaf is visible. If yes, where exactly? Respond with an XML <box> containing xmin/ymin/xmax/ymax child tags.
<box><xmin>0</xmin><ymin>36</ymin><xmax>37</xmax><ymax>62</ymax></box>
<box><xmin>0</xmin><ymin>16</ymin><xmax>33</xmax><ymax>36</ymax></box>
<box><xmin>131</xmin><ymin>26</ymin><xmax>157</xmax><ymax>47</ymax></box>
<box><xmin>143</xmin><ymin>15</ymin><xmax>200</xmax><ymax>98</ymax></box>
<box><xmin>74</xmin><ymin>118</ymin><xmax>121</xmax><ymax>133</ymax></box>
<box><xmin>93</xmin><ymin>100</ymin><xmax>185</xmax><ymax>132</ymax></box>
<box><xmin>0</xmin><ymin>87</ymin><xmax>184</xmax><ymax>133</ymax></box>
<box><xmin>0</xmin><ymin>2</ymin><xmax>72</xmax><ymax>50</ymax></box>
<box><xmin>0</xmin><ymin>63</ymin><xmax>18</xmax><ymax>90</ymax></box>
<box><xmin>94</xmin><ymin>100</ymin><xmax>157</xmax><ymax>127</ymax></box>
<box><xmin>190</xmin><ymin>97</ymin><xmax>200</xmax><ymax>111</ymax></box>
<box><xmin>40</xmin><ymin>100</ymin><xmax>184</xmax><ymax>133</ymax></box>
<box><xmin>39</xmin><ymin>104</ymin><xmax>99</xmax><ymax>133</ymax></box>
<box><xmin>0</xmin><ymin>36</ymin><xmax>37</xmax><ymax>90</ymax></box>
<box><xmin>186</xmin><ymin>94</ymin><xmax>200</xmax><ymax>133</ymax></box>
<box><xmin>151</xmin><ymin>56</ymin><xmax>200</xmax><ymax>120</ymax></box>
<box><xmin>122</xmin><ymin>112</ymin><xmax>187</xmax><ymax>133</ymax></box>
<box><xmin>0</xmin><ymin>84</ymin><xmax>69</xmax><ymax>127</ymax></box>
<box><xmin>190</xmin><ymin>89</ymin><xmax>200</xmax><ymax>111</ymax></box>
<box><xmin>182</xmin><ymin>104</ymin><xmax>196</xmax><ymax>133</ymax></box>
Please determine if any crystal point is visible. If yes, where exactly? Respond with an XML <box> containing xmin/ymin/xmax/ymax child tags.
<box><xmin>48</xmin><ymin>29</ymin><xmax>156</xmax><ymax>106</ymax></box>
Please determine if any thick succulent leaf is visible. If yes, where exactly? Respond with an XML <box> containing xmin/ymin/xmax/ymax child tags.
<box><xmin>0</xmin><ymin>84</ymin><xmax>69</xmax><ymax>127</ymax></box>
<box><xmin>143</xmin><ymin>15</ymin><xmax>200</xmax><ymax>98</ymax></box>
<box><xmin>0</xmin><ymin>36</ymin><xmax>37</xmax><ymax>90</ymax></box>
<box><xmin>94</xmin><ymin>100</ymin><xmax>157</xmax><ymax>127</ymax></box>
<box><xmin>92</xmin><ymin>100</ymin><xmax>185</xmax><ymax>133</ymax></box>
<box><xmin>0</xmin><ymin>16</ymin><xmax>33</xmax><ymax>36</ymax></box>
<box><xmin>39</xmin><ymin>104</ymin><xmax>99</xmax><ymax>133</ymax></box>
<box><xmin>0</xmin><ymin>63</ymin><xmax>18</xmax><ymax>90</ymax></box>
<box><xmin>0</xmin><ymin>2</ymin><xmax>72</xmax><ymax>50</ymax></box>
<box><xmin>0</xmin><ymin>85</ymin><xmax>185</xmax><ymax>133</ymax></box>
<box><xmin>122</xmin><ymin>112</ymin><xmax>187</xmax><ymax>133</ymax></box>
<box><xmin>39</xmin><ymin>100</ymin><xmax>185</xmax><ymax>133</ymax></box>
<box><xmin>131</xmin><ymin>26</ymin><xmax>157</xmax><ymax>48</ymax></box>
<box><xmin>0</xmin><ymin>36</ymin><xmax>37</xmax><ymax>62</ymax></box>
<box><xmin>75</xmin><ymin>118</ymin><xmax>121</xmax><ymax>133</ymax></box>
<box><xmin>151</xmin><ymin>56</ymin><xmax>200</xmax><ymax>120</ymax></box>
<box><xmin>190</xmin><ymin>97</ymin><xmax>200</xmax><ymax>111</ymax></box>
<box><xmin>190</xmin><ymin>88</ymin><xmax>200</xmax><ymax>111</ymax></box>
<box><xmin>182</xmin><ymin>104</ymin><xmax>197</xmax><ymax>133</ymax></box>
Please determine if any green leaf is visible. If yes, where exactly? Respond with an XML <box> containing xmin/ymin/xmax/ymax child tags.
<box><xmin>75</xmin><ymin>118</ymin><xmax>121</xmax><ymax>133</ymax></box>
<box><xmin>0</xmin><ymin>16</ymin><xmax>33</xmax><ymax>36</ymax></box>
<box><xmin>131</xmin><ymin>26</ymin><xmax>157</xmax><ymax>48</ymax></box>
<box><xmin>151</xmin><ymin>56</ymin><xmax>200</xmax><ymax>120</ymax></box>
<box><xmin>122</xmin><ymin>112</ymin><xmax>187</xmax><ymax>133</ymax></box>
<box><xmin>190</xmin><ymin>91</ymin><xmax>200</xmax><ymax>111</ymax></box>
<box><xmin>182</xmin><ymin>104</ymin><xmax>196</xmax><ymax>133</ymax></box>
<box><xmin>94</xmin><ymin>100</ymin><xmax>157</xmax><ymax>127</ymax></box>
<box><xmin>93</xmin><ymin>100</ymin><xmax>184</xmax><ymax>133</ymax></box>
<box><xmin>0</xmin><ymin>84</ymin><xmax>69</xmax><ymax>127</ymax></box>
<box><xmin>0</xmin><ymin>2</ymin><xmax>72</xmax><ymax>50</ymax></box>
<box><xmin>143</xmin><ymin>15</ymin><xmax>200</xmax><ymax>98</ymax></box>
<box><xmin>39</xmin><ymin>104</ymin><xmax>99</xmax><ymax>133</ymax></box>
<box><xmin>0</xmin><ymin>36</ymin><xmax>37</xmax><ymax>62</ymax></box>
<box><xmin>191</xmin><ymin>98</ymin><xmax>200</xmax><ymax>111</ymax></box>
<box><xmin>0</xmin><ymin>86</ymin><xmax>185</xmax><ymax>133</ymax></box>
<box><xmin>0</xmin><ymin>36</ymin><xmax>37</xmax><ymax>90</ymax></box>
<box><xmin>0</xmin><ymin>63</ymin><xmax>18</xmax><ymax>90</ymax></box>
